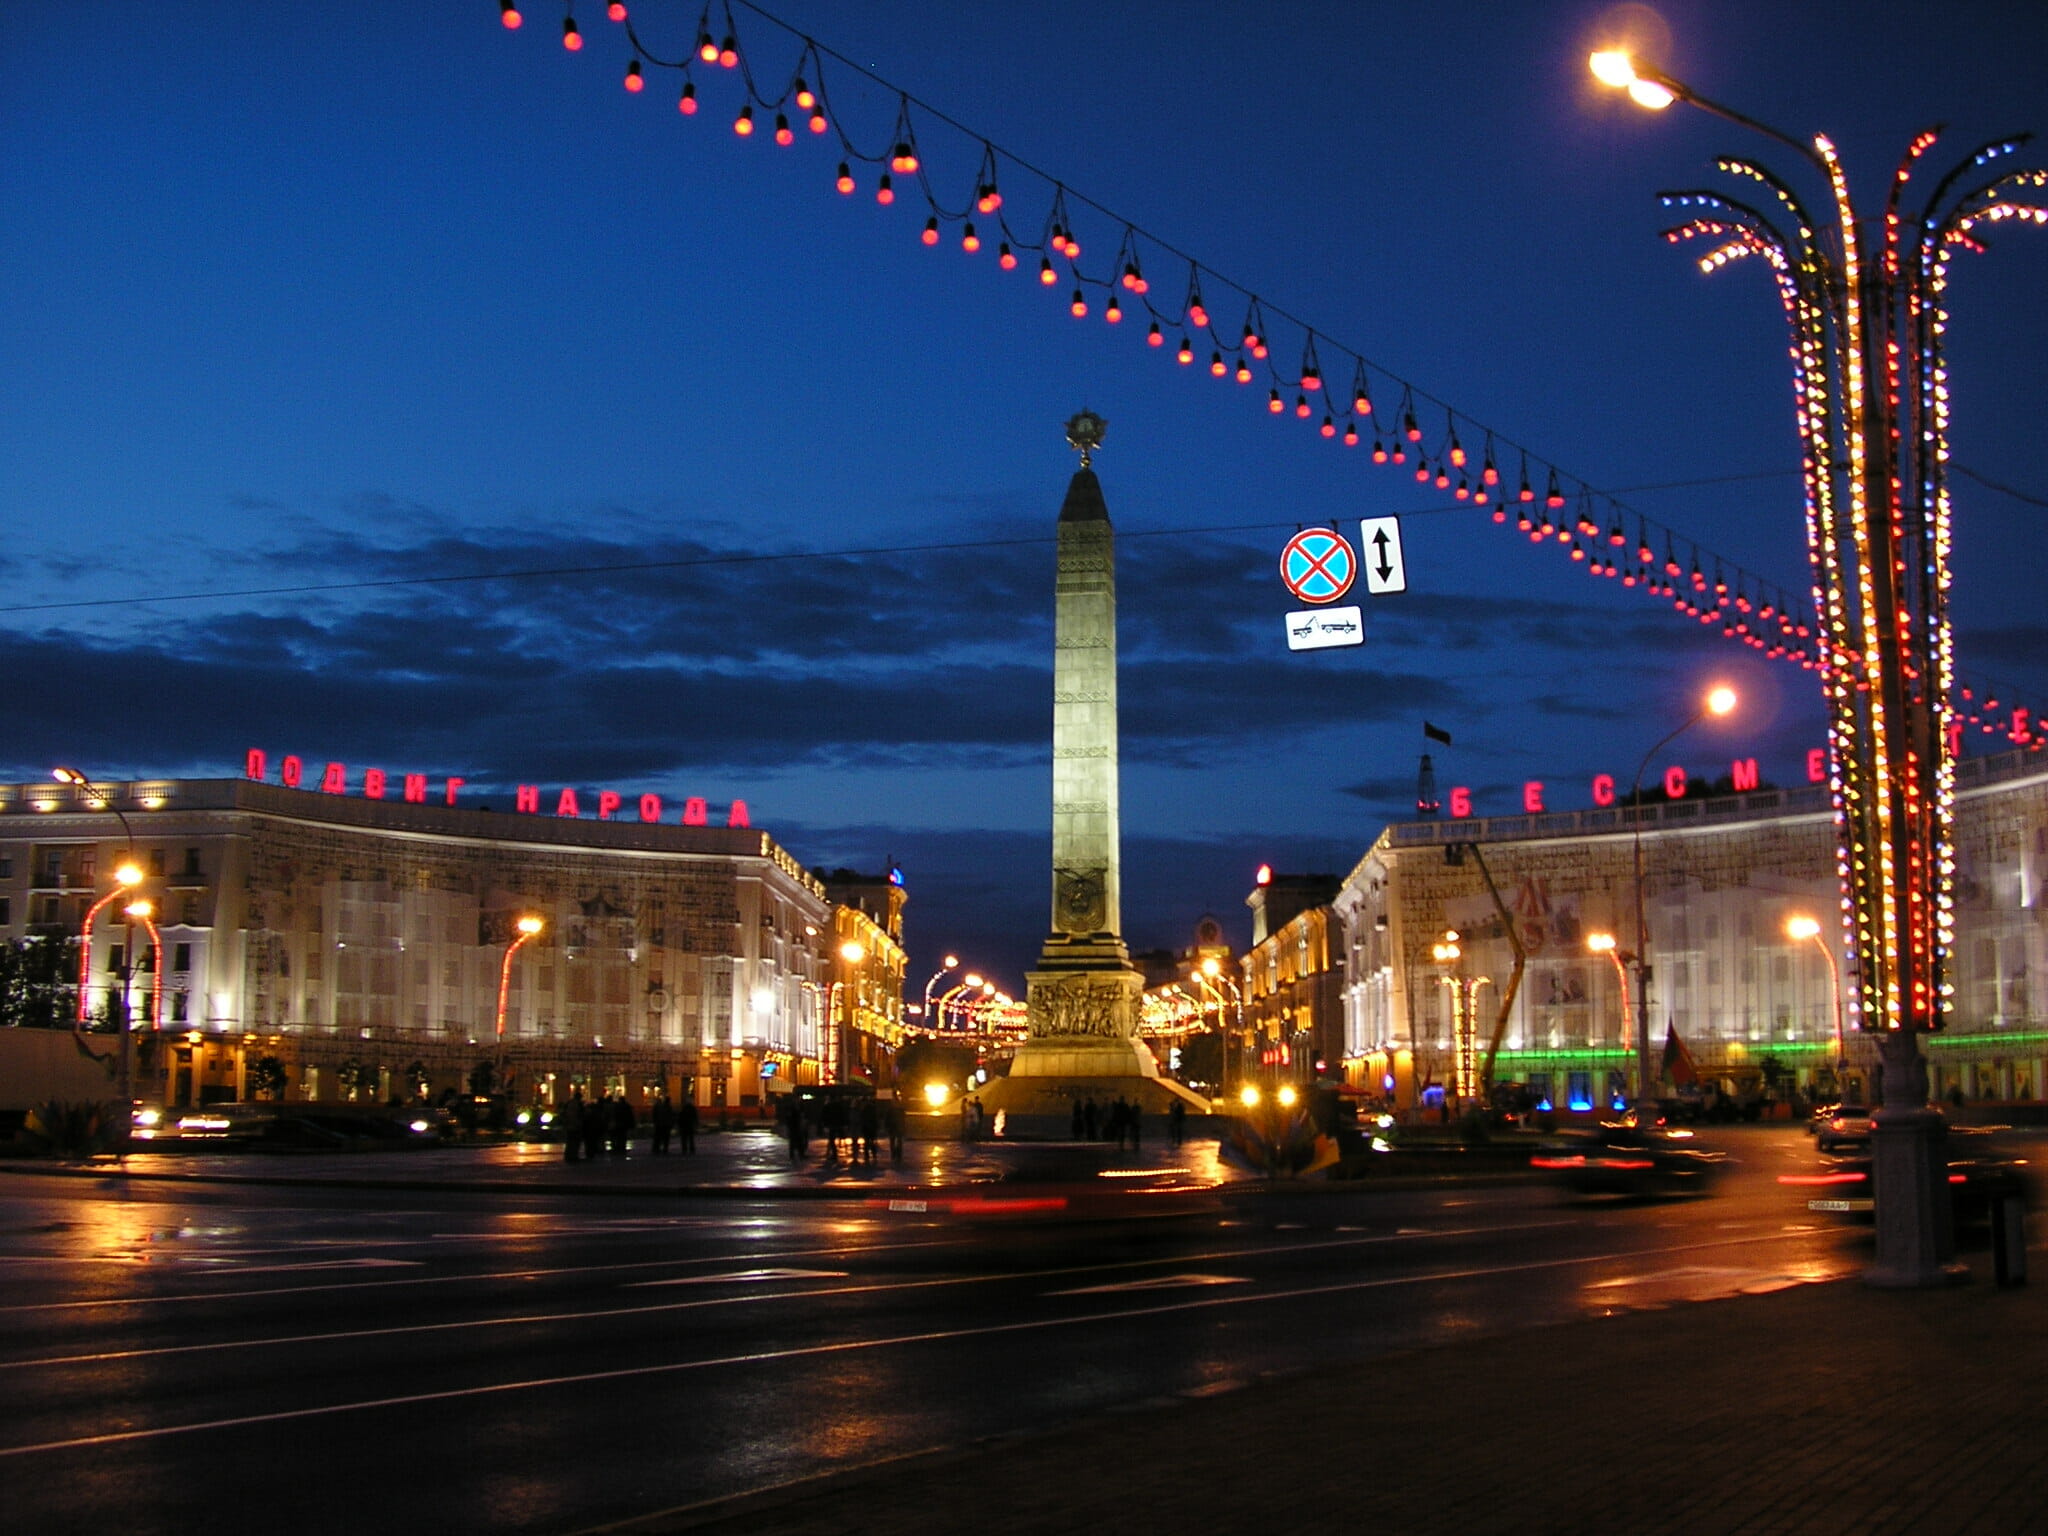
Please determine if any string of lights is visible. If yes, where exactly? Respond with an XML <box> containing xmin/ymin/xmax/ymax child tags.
<box><xmin>487</xmin><ymin>2</ymin><xmax>2048</xmax><ymax>751</ymax></box>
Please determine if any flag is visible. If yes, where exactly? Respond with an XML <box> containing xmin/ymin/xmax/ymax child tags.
<box><xmin>1423</xmin><ymin>720</ymin><xmax>1453</xmax><ymax>745</ymax></box>
<box><xmin>1663</xmin><ymin>1019</ymin><xmax>1698</xmax><ymax>1087</ymax></box>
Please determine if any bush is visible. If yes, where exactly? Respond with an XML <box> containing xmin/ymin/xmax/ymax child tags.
<box><xmin>21</xmin><ymin>1100</ymin><xmax>124</xmax><ymax>1159</ymax></box>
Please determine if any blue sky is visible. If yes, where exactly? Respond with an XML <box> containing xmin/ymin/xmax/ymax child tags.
<box><xmin>4</xmin><ymin>2</ymin><xmax>2044</xmax><ymax>986</ymax></box>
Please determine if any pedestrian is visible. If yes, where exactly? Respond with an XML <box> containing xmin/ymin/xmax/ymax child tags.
<box><xmin>783</xmin><ymin>1094</ymin><xmax>807</xmax><ymax>1163</ymax></box>
<box><xmin>858</xmin><ymin>1094</ymin><xmax>880</xmax><ymax>1165</ymax></box>
<box><xmin>958</xmin><ymin>1095</ymin><xmax>974</xmax><ymax>1144</ymax></box>
<box><xmin>1168</xmin><ymin>1096</ymin><xmax>1186</xmax><ymax>1148</ymax></box>
<box><xmin>1082</xmin><ymin>1096</ymin><xmax>1099</xmax><ymax>1141</ymax></box>
<box><xmin>1110</xmin><ymin>1096</ymin><xmax>1129</xmax><ymax>1152</ymax></box>
<box><xmin>823</xmin><ymin>1095</ymin><xmax>848</xmax><ymax>1164</ymax></box>
<box><xmin>609</xmin><ymin>1093</ymin><xmax>635</xmax><ymax>1157</ymax></box>
<box><xmin>583</xmin><ymin>1094</ymin><xmax>607</xmax><ymax>1161</ymax></box>
<box><xmin>677</xmin><ymin>1093</ymin><xmax>698</xmax><ymax>1153</ymax></box>
<box><xmin>651</xmin><ymin>1092</ymin><xmax>675</xmax><ymax>1155</ymax></box>
<box><xmin>560</xmin><ymin>1091</ymin><xmax>585</xmax><ymax>1163</ymax></box>
<box><xmin>885</xmin><ymin>1095</ymin><xmax>904</xmax><ymax>1163</ymax></box>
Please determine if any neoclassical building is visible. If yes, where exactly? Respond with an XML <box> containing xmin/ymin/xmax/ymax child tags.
<box><xmin>1331</xmin><ymin>747</ymin><xmax>2048</xmax><ymax>1113</ymax></box>
<box><xmin>1</xmin><ymin>773</ymin><xmax>847</xmax><ymax>1114</ymax></box>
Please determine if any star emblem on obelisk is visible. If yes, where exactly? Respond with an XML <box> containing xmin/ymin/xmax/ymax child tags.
<box><xmin>1064</xmin><ymin>410</ymin><xmax>1107</xmax><ymax>467</ymax></box>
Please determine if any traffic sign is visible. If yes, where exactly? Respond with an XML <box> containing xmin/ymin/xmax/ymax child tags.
<box><xmin>1285</xmin><ymin>605</ymin><xmax>1363</xmax><ymax>651</ymax></box>
<box><xmin>1278</xmin><ymin>528</ymin><xmax>1357</xmax><ymax>604</ymax></box>
<box><xmin>1359</xmin><ymin>516</ymin><xmax>1407</xmax><ymax>594</ymax></box>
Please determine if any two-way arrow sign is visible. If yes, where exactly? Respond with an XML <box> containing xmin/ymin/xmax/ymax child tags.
<box><xmin>1359</xmin><ymin>516</ymin><xmax>1407</xmax><ymax>594</ymax></box>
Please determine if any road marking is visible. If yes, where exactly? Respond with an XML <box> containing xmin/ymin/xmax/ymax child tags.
<box><xmin>0</xmin><ymin>1221</ymin><xmax>1572</xmax><ymax>1370</ymax></box>
<box><xmin>1047</xmin><ymin>1274</ymin><xmax>1247</xmax><ymax>1296</ymax></box>
<box><xmin>628</xmin><ymin>1268</ymin><xmax>848</xmax><ymax>1287</ymax></box>
<box><xmin>0</xmin><ymin>1229</ymin><xmax>1843</xmax><ymax>1460</ymax></box>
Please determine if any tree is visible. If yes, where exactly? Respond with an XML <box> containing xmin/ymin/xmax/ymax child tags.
<box><xmin>0</xmin><ymin>936</ymin><xmax>79</xmax><ymax>1031</ymax></box>
<box><xmin>338</xmin><ymin>1058</ymin><xmax>379</xmax><ymax>1102</ymax></box>
<box><xmin>467</xmin><ymin>1058</ymin><xmax>498</xmax><ymax>1096</ymax></box>
<box><xmin>248</xmin><ymin>1055</ymin><xmax>288</xmax><ymax>1101</ymax></box>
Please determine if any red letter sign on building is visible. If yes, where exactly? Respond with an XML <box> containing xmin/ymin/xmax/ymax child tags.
<box><xmin>1731</xmin><ymin>757</ymin><xmax>1759</xmax><ymax>792</ymax></box>
<box><xmin>1806</xmin><ymin>748</ymin><xmax>1828</xmax><ymax>784</ymax></box>
<box><xmin>1523</xmin><ymin>781</ymin><xmax>1545</xmax><ymax>814</ymax></box>
<box><xmin>1663</xmin><ymin>765</ymin><xmax>1688</xmax><ymax>800</ymax></box>
<box><xmin>1449</xmin><ymin>787</ymin><xmax>1472</xmax><ymax>818</ymax></box>
<box><xmin>1591</xmin><ymin>773</ymin><xmax>1615</xmax><ymax>807</ymax></box>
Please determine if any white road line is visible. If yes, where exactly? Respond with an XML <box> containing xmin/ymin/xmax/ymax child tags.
<box><xmin>1048</xmin><ymin>1273</ymin><xmax>1248</xmax><ymax>1296</ymax></box>
<box><xmin>0</xmin><ymin>1222</ymin><xmax>1571</xmax><ymax>1370</ymax></box>
<box><xmin>627</xmin><ymin>1268</ymin><xmax>850</xmax><ymax>1287</ymax></box>
<box><xmin>0</xmin><ymin>1230</ymin><xmax>1835</xmax><ymax>1460</ymax></box>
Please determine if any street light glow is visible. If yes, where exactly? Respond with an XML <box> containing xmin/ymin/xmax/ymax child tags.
<box><xmin>114</xmin><ymin>861</ymin><xmax>144</xmax><ymax>887</ymax></box>
<box><xmin>516</xmin><ymin>914</ymin><xmax>544</xmax><ymax>936</ymax></box>
<box><xmin>1786</xmin><ymin>915</ymin><xmax>1822</xmax><ymax>942</ymax></box>
<box><xmin>1588</xmin><ymin>49</ymin><xmax>1636</xmax><ymax>88</ymax></box>
<box><xmin>839</xmin><ymin>941</ymin><xmax>867</xmax><ymax>964</ymax></box>
<box><xmin>1706</xmin><ymin>685</ymin><xmax>1737</xmax><ymax>716</ymax></box>
<box><xmin>1586</xmin><ymin>931</ymin><xmax>1616</xmax><ymax>954</ymax></box>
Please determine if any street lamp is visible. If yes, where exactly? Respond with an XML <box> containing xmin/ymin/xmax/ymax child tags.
<box><xmin>495</xmin><ymin>914</ymin><xmax>544</xmax><ymax>1047</ymax></box>
<box><xmin>1787</xmin><ymin>914</ymin><xmax>1847</xmax><ymax>1092</ymax></box>
<box><xmin>1628</xmin><ymin>686</ymin><xmax>1736</xmax><ymax>1125</ymax></box>
<box><xmin>1593</xmin><ymin>45</ymin><xmax>2044</xmax><ymax>1286</ymax></box>
<box><xmin>831</xmin><ymin>939</ymin><xmax>866</xmax><ymax>1084</ymax></box>
<box><xmin>1587</xmin><ymin>932</ymin><xmax>1634</xmax><ymax>1108</ymax></box>
<box><xmin>921</xmin><ymin>954</ymin><xmax>961</xmax><ymax>1019</ymax></box>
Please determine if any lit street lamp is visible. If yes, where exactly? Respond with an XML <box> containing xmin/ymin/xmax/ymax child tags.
<box><xmin>1586</xmin><ymin>930</ymin><xmax>1633</xmax><ymax>1074</ymax></box>
<box><xmin>1592</xmin><ymin>43</ymin><xmax>2044</xmax><ymax>1285</ymax></box>
<box><xmin>1627</xmin><ymin>686</ymin><xmax>1736</xmax><ymax>1123</ymax></box>
<box><xmin>495</xmin><ymin>914</ymin><xmax>544</xmax><ymax>1049</ymax></box>
<box><xmin>1787</xmin><ymin>914</ymin><xmax>1848</xmax><ymax>1090</ymax></box>
<box><xmin>921</xmin><ymin>954</ymin><xmax>961</xmax><ymax>1019</ymax></box>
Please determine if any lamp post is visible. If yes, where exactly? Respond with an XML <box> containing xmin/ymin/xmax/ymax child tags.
<box><xmin>1627</xmin><ymin>686</ymin><xmax>1737</xmax><ymax>1125</ymax></box>
<box><xmin>832</xmin><ymin>940</ymin><xmax>866</xmax><ymax>1084</ymax></box>
<box><xmin>1592</xmin><ymin>48</ymin><xmax>2044</xmax><ymax>1284</ymax></box>
<box><xmin>921</xmin><ymin>954</ymin><xmax>961</xmax><ymax>1019</ymax></box>
<box><xmin>1787</xmin><ymin>914</ymin><xmax>1847</xmax><ymax>1092</ymax></box>
<box><xmin>1587</xmin><ymin>931</ymin><xmax>1633</xmax><ymax>1104</ymax></box>
<box><xmin>495</xmin><ymin>915</ymin><xmax>544</xmax><ymax>1092</ymax></box>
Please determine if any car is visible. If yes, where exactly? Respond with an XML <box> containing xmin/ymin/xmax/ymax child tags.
<box><xmin>1783</xmin><ymin>1128</ymin><xmax>2032</xmax><ymax>1231</ymax></box>
<box><xmin>1530</xmin><ymin>1124</ymin><xmax>1728</xmax><ymax>1198</ymax></box>
<box><xmin>1814</xmin><ymin>1103</ymin><xmax>1874</xmax><ymax>1151</ymax></box>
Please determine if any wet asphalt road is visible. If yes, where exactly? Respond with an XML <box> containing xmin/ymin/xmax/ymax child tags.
<box><xmin>0</xmin><ymin>1126</ymin><xmax>1909</xmax><ymax>1534</ymax></box>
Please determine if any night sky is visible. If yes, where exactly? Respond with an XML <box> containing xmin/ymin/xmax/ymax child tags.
<box><xmin>4</xmin><ymin>2</ymin><xmax>2044</xmax><ymax>990</ymax></box>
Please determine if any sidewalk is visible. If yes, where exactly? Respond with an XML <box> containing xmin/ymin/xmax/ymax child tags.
<box><xmin>610</xmin><ymin>1248</ymin><xmax>2046</xmax><ymax>1536</ymax></box>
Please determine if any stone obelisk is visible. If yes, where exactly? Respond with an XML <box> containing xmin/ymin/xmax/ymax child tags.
<box><xmin>985</xmin><ymin>413</ymin><xmax>1206</xmax><ymax>1119</ymax></box>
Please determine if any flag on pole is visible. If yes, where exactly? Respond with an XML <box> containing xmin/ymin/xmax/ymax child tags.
<box><xmin>1423</xmin><ymin>721</ymin><xmax>1453</xmax><ymax>745</ymax></box>
<box><xmin>1663</xmin><ymin>1019</ymin><xmax>1698</xmax><ymax>1087</ymax></box>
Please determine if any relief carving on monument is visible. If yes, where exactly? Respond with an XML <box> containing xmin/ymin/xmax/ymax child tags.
<box><xmin>1054</xmin><ymin>866</ymin><xmax>1108</xmax><ymax>932</ymax></box>
<box><xmin>1029</xmin><ymin>972</ymin><xmax>1134</xmax><ymax>1039</ymax></box>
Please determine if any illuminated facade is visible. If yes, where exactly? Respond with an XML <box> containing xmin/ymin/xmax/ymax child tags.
<box><xmin>819</xmin><ymin>868</ymin><xmax>909</xmax><ymax>1085</ymax></box>
<box><xmin>1334</xmin><ymin>748</ymin><xmax>2048</xmax><ymax>1113</ymax></box>
<box><xmin>1241</xmin><ymin>874</ymin><xmax>1344</xmax><ymax>1084</ymax></box>
<box><xmin>0</xmin><ymin>776</ymin><xmax>834</xmax><ymax>1113</ymax></box>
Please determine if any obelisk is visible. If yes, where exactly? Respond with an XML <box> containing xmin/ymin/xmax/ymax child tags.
<box><xmin>985</xmin><ymin>413</ymin><xmax>1207</xmax><ymax>1119</ymax></box>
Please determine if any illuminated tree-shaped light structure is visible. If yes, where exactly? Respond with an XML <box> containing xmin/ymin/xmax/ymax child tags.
<box><xmin>1602</xmin><ymin>51</ymin><xmax>2045</xmax><ymax>1283</ymax></box>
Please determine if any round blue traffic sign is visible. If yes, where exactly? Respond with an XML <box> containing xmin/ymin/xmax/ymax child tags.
<box><xmin>1279</xmin><ymin>528</ymin><xmax>1357</xmax><ymax>604</ymax></box>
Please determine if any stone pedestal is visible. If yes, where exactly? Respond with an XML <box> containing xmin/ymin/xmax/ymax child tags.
<box><xmin>1865</xmin><ymin>1032</ymin><xmax>1968</xmax><ymax>1288</ymax></box>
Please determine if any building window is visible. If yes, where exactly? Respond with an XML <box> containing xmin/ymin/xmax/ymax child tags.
<box><xmin>183</xmin><ymin>848</ymin><xmax>201</xmax><ymax>877</ymax></box>
<box><xmin>150</xmin><ymin>849</ymin><xmax>167</xmax><ymax>876</ymax></box>
<box><xmin>0</xmin><ymin>898</ymin><xmax>9</xmax><ymax>926</ymax></box>
<box><xmin>171</xmin><ymin>991</ymin><xmax>189</xmax><ymax>1022</ymax></box>
<box><xmin>173</xmin><ymin>943</ymin><xmax>192</xmax><ymax>973</ymax></box>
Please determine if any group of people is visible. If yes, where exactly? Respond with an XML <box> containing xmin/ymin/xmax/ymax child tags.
<box><xmin>558</xmin><ymin>1089</ymin><xmax>698</xmax><ymax>1161</ymax></box>
<box><xmin>779</xmin><ymin>1091</ymin><xmax>904</xmax><ymax>1166</ymax></box>
<box><xmin>1067</xmin><ymin>1093</ymin><xmax>1191</xmax><ymax>1149</ymax></box>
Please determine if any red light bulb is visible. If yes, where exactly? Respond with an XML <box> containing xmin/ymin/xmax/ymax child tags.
<box><xmin>809</xmin><ymin>109</ymin><xmax>827</xmax><ymax>134</ymax></box>
<box><xmin>998</xmin><ymin>243</ymin><xmax>1017</xmax><ymax>270</ymax></box>
<box><xmin>1373</xmin><ymin>442</ymin><xmax>1389</xmax><ymax>464</ymax></box>
<box><xmin>922</xmin><ymin>217</ymin><xmax>940</xmax><ymax>246</ymax></box>
<box><xmin>1320</xmin><ymin>415</ymin><xmax>1336</xmax><ymax>438</ymax></box>
<box><xmin>563</xmin><ymin>15</ymin><xmax>583</xmax><ymax>49</ymax></box>
<box><xmin>1403</xmin><ymin>411</ymin><xmax>1421</xmax><ymax>442</ymax></box>
<box><xmin>733</xmin><ymin>105</ymin><xmax>754</xmax><ymax>136</ymax></box>
<box><xmin>697</xmin><ymin>32</ymin><xmax>718</xmax><ymax>63</ymax></box>
<box><xmin>1434</xmin><ymin>468</ymin><xmax>1450</xmax><ymax>488</ymax></box>
<box><xmin>835</xmin><ymin>162</ymin><xmax>854</xmax><ymax>194</ymax></box>
<box><xmin>1235</xmin><ymin>360</ymin><xmax>1253</xmax><ymax>384</ymax></box>
<box><xmin>962</xmin><ymin>223</ymin><xmax>980</xmax><ymax>253</ymax></box>
<box><xmin>624</xmin><ymin>61</ymin><xmax>644</xmax><ymax>92</ymax></box>
<box><xmin>500</xmin><ymin>1</ymin><xmax>522</xmax><ymax>28</ymax></box>
<box><xmin>1343</xmin><ymin>422</ymin><xmax>1359</xmax><ymax>446</ymax></box>
<box><xmin>1147</xmin><ymin>322</ymin><xmax>1164</xmax><ymax>347</ymax></box>
<box><xmin>1354</xmin><ymin>391</ymin><xmax>1372</xmax><ymax>416</ymax></box>
<box><xmin>794</xmin><ymin>80</ymin><xmax>816</xmax><ymax>110</ymax></box>
<box><xmin>1189</xmin><ymin>301</ymin><xmax>1209</xmax><ymax>329</ymax></box>
<box><xmin>1268</xmin><ymin>389</ymin><xmax>1285</xmax><ymax>414</ymax></box>
<box><xmin>608</xmin><ymin>1</ymin><xmax>626</xmax><ymax>18</ymax></box>
<box><xmin>774</xmin><ymin>113</ymin><xmax>793</xmax><ymax>144</ymax></box>
<box><xmin>718</xmin><ymin>36</ymin><xmax>738</xmax><ymax>68</ymax></box>
<box><xmin>1210</xmin><ymin>351</ymin><xmax>1227</xmax><ymax>376</ymax></box>
<box><xmin>1415</xmin><ymin>462</ymin><xmax>1431</xmax><ymax>483</ymax></box>
<box><xmin>891</xmin><ymin>143</ymin><xmax>918</xmax><ymax>174</ymax></box>
<box><xmin>679</xmin><ymin>81</ymin><xmax>698</xmax><ymax>114</ymax></box>
<box><xmin>1039</xmin><ymin>257</ymin><xmax>1057</xmax><ymax>286</ymax></box>
<box><xmin>1295</xmin><ymin>395</ymin><xmax>1311</xmax><ymax>419</ymax></box>
<box><xmin>1178</xmin><ymin>338</ymin><xmax>1195</xmax><ymax>364</ymax></box>
<box><xmin>1105</xmin><ymin>295</ymin><xmax>1123</xmax><ymax>323</ymax></box>
<box><xmin>876</xmin><ymin>174</ymin><xmax>894</xmax><ymax>205</ymax></box>
<box><xmin>1070</xmin><ymin>289</ymin><xmax>1088</xmax><ymax>318</ymax></box>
